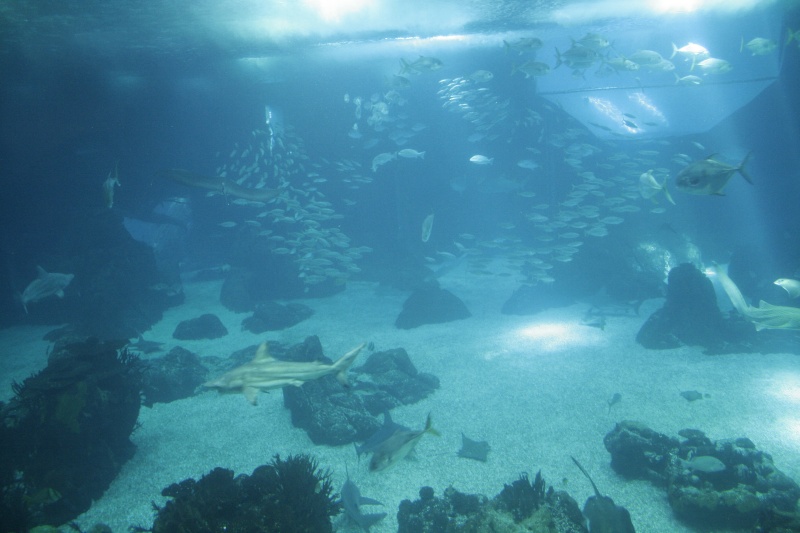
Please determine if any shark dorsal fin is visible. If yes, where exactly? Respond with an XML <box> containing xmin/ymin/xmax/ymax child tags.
<box><xmin>758</xmin><ymin>300</ymin><xmax>777</xmax><ymax>309</ymax></box>
<box><xmin>36</xmin><ymin>266</ymin><xmax>48</xmax><ymax>278</ymax></box>
<box><xmin>253</xmin><ymin>342</ymin><xmax>275</xmax><ymax>362</ymax></box>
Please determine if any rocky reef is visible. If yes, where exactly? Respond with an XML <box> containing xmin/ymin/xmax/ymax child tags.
<box><xmin>397</xmin><ymin>472</ymin><xmax>588</xmax><ymax>533</ymax></box>
<box><xmin>0</xmin><ymin>338</ymin><xmax>141</xmax><ymax>530</ymax></box>
<box><xmin>604</xmin><ymin>420</ymin><xmax>800</xmax><ymax>530</ymax></box>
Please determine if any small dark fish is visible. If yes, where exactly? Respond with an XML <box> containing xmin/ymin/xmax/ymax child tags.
<box><xmin>582</xmin><ymin>314</ymin><xmax>606</xmax><ymax>330</ymax></box>
<box><xmin>623</xmin><ymin>113</ymin><xmax>637</xmax><ymax>119</ymax></box>
<box><xmin>457</xmin><ymin>433</ymin><xmax>490</xmax><ymax>462</ymax></box>
<box><xmin>340</xmin><ymin>466</ymin><xmax>386</xmax><ymax>532</ymax></box>
<box><xmin>680</xmin><ymin>390</ymin><xmax>704</xmax><ymax>402</ymax></box>
<box><xmin>129</xmin><ymin>335</ymin><xmax>164</xmax><ymax>354</ymax></box>
<box><xmin>571</xmin><ymin>456</ymin><xmax>636</xmax><ymax>533</ymax></box>
<box><xmin>622</xmin><ymin>119</ymin><xmax>638</xmax><ymax>129</ymax></box>
<box><xmin>607</xmin><ymin>393</ymin><xmax>622</xmax><ymax>414</ymax></box>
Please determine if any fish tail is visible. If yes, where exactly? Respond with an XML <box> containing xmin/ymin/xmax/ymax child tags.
<box><xmin>399</xmin><ymin>58</ymin><xmax>410</xmax><ymax>75</ymax></box>
<box><xmin>503</xmin><ymin>40</ymin><xmax>511</xmax><ymax>54</ymax></box>
<box><xmin>787</xmin><ymin>28</ymin><xmax>796</xmax><ymax>46</ymax></box>
<box><xmin>670</xmin><ymin>42</ymin><xmax>678</xmax><ymax>59</ymax></box>
<box><xmin>740</xmin><ymin>36</ymin><xmax>744</xmax><ymax>53</ymax></box>
<box><xmin>554</xmin><ymin>48</ymin><xmax>562</xmax><ymax>69</ymax></box>
<box><xmin>662</xmin><ymin>178</ymin><xmax>676</xmax><ymax>205</ymax></box>
<box><xmin>737</xmin><ymin>151</ymin><xmax>754</xmax><ymax>184</ymax></box>
<box><xmin>424</xmin><ymin>413</ymin><xmax>441</xmax><ymax>437</ymax></box>
<box><xmin>333</xmin><ymin>342</ymin><xmax>366</xmax><ymax>387</ymax></box>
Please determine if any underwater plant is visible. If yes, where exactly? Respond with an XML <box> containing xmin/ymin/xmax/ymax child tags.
<box><xmin>149</xmin><ymin>454</ymin><xmax>340</xmax><ymax>533</ymax></box>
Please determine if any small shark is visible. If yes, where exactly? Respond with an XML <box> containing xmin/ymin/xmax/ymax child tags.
<box><xmin>20</xmin><ymin>266</ymin><xmax>74</xmax><ymax>313</ymax></box>
<box><xmin>710</xmin><ymin>265</ymin><xmax>800</xmax><ymax>331</ymax></box>
<box><xmin>340</xmin><ymin>467</ymin><xmax>386</xmax><ymax>532</ymax></box>
<box><xmin>203</xmin><ymin>341</ymin><xmax>365</xmax><ymax>405</ymax></box>
<box><xmin>128</xmin><ymin>335</ymin><xmax>164</xmax><ymax>354</ymax></box>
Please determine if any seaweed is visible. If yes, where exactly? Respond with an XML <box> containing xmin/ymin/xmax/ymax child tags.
<box><xmin>495</xmin><ymin>471</ymin><xmax>547</xmax><ymax>521</ymax></box>
<box><xmin>151</xmin><ymin>454</ymin><xmax>340</xmax><ymax>533</ymax></box>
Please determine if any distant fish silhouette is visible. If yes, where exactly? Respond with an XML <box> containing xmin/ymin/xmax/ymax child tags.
<box><xmin>129</xmin><ymin>335</ymin><xmax>164</xmax><ymax>354</ymax></box>
<box><xmin>19</xmin><ymin>266</ymin><xmax>74</xmax><ymax>314</ymax></box>
<box><xmin>457</xmin><ymin>433</ymin><xmax>490</xmax><ymax>462</ymax></box>
<box><xmin>340</xmin><ymin>466</ymin><xmax>386</xmax><ymax>532</ymax></box>
<box><xmin>607</xmin><ymin>393</ymin><xmax>622</xmax><ymax>414</ymax></box>
<box><xmin>571</xmin><ymin>456</ymin><xmax>636</xmax><ymax>533</ymax></box>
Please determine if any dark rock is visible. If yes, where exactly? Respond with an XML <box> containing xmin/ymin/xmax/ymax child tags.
<box><xmin>280</xmin><ymin>337</ymin><xmax>380</xmax><ymax>446</ymax></box>
<box><xmin>354</xmin><ymin>348</ymin><xmax>440</xmax><ymax>412</ymax></box>
<box><xmin>501</xmin><ymin>283</ymin><xmax>575</xmax><ymax>316</ymax></box>
<box><xmin>173</xmin><ymin>313</ymin><xmax>228</xmax><ymax>340</ymax></box>
<box><xmin>219</xmin><ymin>267</ymin><xmax>258</xmax><ymax>313</ymax></box>
<box><xmin>17</xmin><ymin>210</ymin><xmax>180</xmax><ymax>338</ymax></box>
<box><xmin>604</xmin><ymin>420</ymin><xmax>679</xmax><ymax>485</ymax></box>
<box><xmin>0</xmin><ymin>338</ymin><xmax>141</xmax><ymax>528</ymax></box>
<box><xmin>636</xmin><ymin>263</ymin><xmax>727</xmax><ymax>350</ymax></box>
<box><xmin>395</xmin><ymin>284</ymin><xmax>471</xmax><ymax>329</ymax></box>
<box><xmin>151</xmin><ymin>454</ymin><xmax>339</xmax><ymax>533</ymax></box>
<box><xmin>141</xmin><ymin>347</ymin><xmax>208</xmax><ymax>407</ymax></box>
<box><xmin>242</xmin><ymin>301</ymin><xmax>313</xmax><ymax>333</ymax></box>
<box><xmin>280</xmin><ymin>338</ymin><xmax>439</xmax><ymax>445</ymax></box>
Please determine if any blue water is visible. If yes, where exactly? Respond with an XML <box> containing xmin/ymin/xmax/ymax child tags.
<box><xmin>1</xmin><ymin>1</ymin><xmax>800</xmax><ymax>530</ymax></box>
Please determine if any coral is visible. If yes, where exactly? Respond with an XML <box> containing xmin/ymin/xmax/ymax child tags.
<box><xmin>151</xmin><ymin>454</ymin><xmax>339</xmax><ymax>533</ymax></box>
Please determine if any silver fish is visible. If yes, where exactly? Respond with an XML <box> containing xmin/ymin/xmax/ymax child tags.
<box><xmin>675</xmin><ymin>153</ymin><xmax>752</xmax><ymax>195</ymax></box>
<box><xmin>369</xmin><ymin>413</ymin><xmax>439</xmax><ymax>471</ymax></box>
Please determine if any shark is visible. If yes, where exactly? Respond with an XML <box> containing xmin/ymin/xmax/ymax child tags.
<box><xmin>203</xmin><ymin>341</ymin><xmax>365</xmax><ymax>405</ymax></box>
<box><xmin>710</xmin><ymin>265</ymin><xmax>800</xmax><ymax>331</ymax></box>
<box><xmin>340</xmin><ymin>466</ymin><xmax>386</xmax><ymax>532</ymax></box>
<box><xmin>20</xmin><ymin>266</ymin><xmax>74</xmax><ymax>313</ymax></box>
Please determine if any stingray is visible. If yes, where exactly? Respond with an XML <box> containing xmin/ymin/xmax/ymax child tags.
<box><xmin>162</xmin><ymin>168</ymin><xmax>280</xmax><ymax>202</ymax></box>
<box><xmin>571</xmin><ymin>456</ymin><xmax>636</xmax><ymax>533</ymax></box>
<box><xmin>457</xmin><ymin>433</ymin><xmax>490</xmax><ymax>462</ymax></box>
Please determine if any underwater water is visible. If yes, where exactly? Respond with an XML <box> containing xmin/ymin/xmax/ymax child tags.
<box><xmin>2</xmin><ymin>1</ymin><xmax>800</xmax><ymax>532</ymax></box>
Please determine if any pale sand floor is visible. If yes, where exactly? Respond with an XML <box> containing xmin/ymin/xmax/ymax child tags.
<box><xmin>2</xmin><ymin>265</ymin><xmax>799</xmax><ymax>533</ymax></box>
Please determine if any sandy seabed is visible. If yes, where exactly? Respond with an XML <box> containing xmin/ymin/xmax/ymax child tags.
<box><xmin>2</xmin><ymin>266</ymin><xmax>799</xmax><ymax>533</ymax></box>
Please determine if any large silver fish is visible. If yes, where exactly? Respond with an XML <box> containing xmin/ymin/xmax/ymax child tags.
<box><xmin>369</xmin><ymin>413</ymin><xmax>439</xmax><ymax>471</ymax></box>
<box><xmin>675</xmin><ymin>152</ymin><xmax>752</xmax><ymax>195</ymax></box>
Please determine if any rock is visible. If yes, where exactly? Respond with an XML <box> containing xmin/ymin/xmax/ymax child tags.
<box><xmin>280</xmin><ymin>337</ymin><xmax>380</xmax><ymax>446</ymax></box>
<box><xmin>141</xmin><ymin>347</ymin><xmax>208</xmax><ymax>407</ymax></box>
<box><xmin>636</xmin><ymin>263</ymin><xmax>726</xmax><ymax>349</ymax></box>
<box><xmin>353</xmin><ymin>348</ymin><xmax>440</xmax><ymax>413</ymax></box>
<box><xmin>219</xmin><ymin>268</ymin><xmax>258</xmax><ymax>313</ymax></box>
<box><xmin>0</xmin><ymin>338</ymin><xmax>141</xmax><ymax>527</ymax></box>
<box><xmin>604</xmin><ymin>421</ymin><xmax>800</xmax><ymax>531</ymax></box>
<box><xmin>279</xmin><ymin>338</ymin><xmax>440</xmax><ymax>445</ymax></box>
<box><xmin>242</xmin><ymin>301</ymin><xmax>313</xmax><ymax>333</ymax></box>
<box><xmin>501</xmin><ymin>283</ymin><xmax>575</xmax><ymax>316</ymax></box>
<box><xmin>604</xmin><ymin>420</ymin><xmax>679</xmax><ymax>484</ymax></box>
<box><xmin>395</xmin><ymin>284</ymin><xmax>471</xmax><ymax>329</ymax></box>
<box><xmin>173</xmin><ymin>314</ymin><xmax>228</xmax><ymax>340</ymax></box>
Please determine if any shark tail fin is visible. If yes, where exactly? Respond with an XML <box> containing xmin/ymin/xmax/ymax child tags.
<box><xmin>662</xmin><ymin>177</ymin><xmax>676</xmax><ymax>205</ymax></box>
<box><xmin>334</xmin><ymin>342</ymin><xmax>366</xmax><ymax>387</ymax></box>
<box><xmin>424</xmin><ymin>413</ymin><xmax>441</xmax><ymax>437</ymax></box>
<box><xmin>738</xmin><ymin>151</ymin><xmax>754</xmax><ymax>184</ymax></box>
<box><xmin>15</xmin><ymin>292</ymin><xmax>28</xmax><ymax>314</ymax></box>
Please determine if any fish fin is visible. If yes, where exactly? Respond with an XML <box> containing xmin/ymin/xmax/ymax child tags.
<box><xmin>334</xmin><ymin>342</ymin><xmax>365</xmax><ymax>387</ymax></box>
<box><xmin>670</xmin><ymin>42</ymin><xmax>678</xmax><ymax>59</ymax></box>
<box><xmin>253</xmin><ymin>342</ymin><xmax>275</xmax><ymax>362</ymax></box>
<box><xmin>424</xmin><ymin>413</ymin><xmax>441</xmax><ymax>437</ymax></box>
<box><xmin>740</xmin><ymin>36</ymin><xmax>744</xmax><ymax>53</ymax></box>
<box><xmin>738</xmin><ymin>151</ymin><xmax>754</xmax><ymax>184</ymax></box>
<box><xmin>758</xmin><ymin>300</ymin><xmax>777</xmax><ymax>309</ymax></box>
<box><xmin>662</xmin><ymin>179</ymin><xmax>676</xmax><ymax>205</ymax></box>
<box><xmin>754</xmin><ymin>323</ymin><xmax>767</xmax><ymax>331</ymax></box>
<box><xmin>243</xmin><ymin>386</ymin><xmax>259</xmax><ymax>405</ymax></box>
<box><xmin>554</xmin><ymin>48</ymin><xmax>563</xmax><ymax>69</ymax></box>
<box><xmin>36</xmin><ymin>266</ymin><xmax>48</xmax><ymax>278</ymax></box>
<box><xmin>55</xmin><ymin>290</ymin><xmax>65</xmax><ymax>298</ymax></box>
<box><xmin>359</xmin><ymin>496</ymin><xmax>384</xmax><ymax>506</ymax></box>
